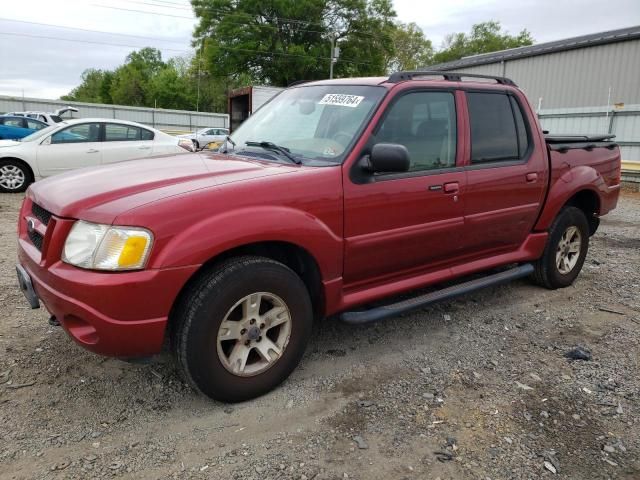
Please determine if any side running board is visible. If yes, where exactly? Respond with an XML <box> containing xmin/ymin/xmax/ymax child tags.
<box><xmin>339</xmin><ymin>264</ymin><xmax>534</xmax><ymax>325</ymax></box>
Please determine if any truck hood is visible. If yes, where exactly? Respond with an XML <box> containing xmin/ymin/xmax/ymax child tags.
<box><xmin>29</xmin><ymin>152</ymin><xmax>300</xmax><ymax>223</ymax></box>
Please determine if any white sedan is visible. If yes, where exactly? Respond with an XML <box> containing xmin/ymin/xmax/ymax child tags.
<box><xmin>178</xmin><ymin>127</ymin><xmax>229</xmax><ymax>150</ymax></box>
<box><xmin>0</xmin><ymin>119</ymin><xmax>193</xmax><ymax>193</ymax></box>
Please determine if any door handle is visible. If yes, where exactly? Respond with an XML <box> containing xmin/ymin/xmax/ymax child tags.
<box><xmin>86</xmin><ymin>149</ymin><xmax>99</xmax><ymax>153</ymax></box>
<box><xmin>138</xmin><ymin>146</ymin><xmax>151</xmax><ymax>150</ymax></box>
<box><xmin>526</xmin><ymin>172</ymin><xmax>538</xmax><ymax>182</ymax></box>
<box><xmin>443</xmin><ymin>182</ymin><xmax>459</xmax><ymax>193</ymax></box>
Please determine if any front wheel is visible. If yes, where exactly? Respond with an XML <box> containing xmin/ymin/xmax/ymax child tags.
<box><xmin>172</xmin><ymin>256</ymin><xmax>313</xmax><ymax>402</ymax></box>
<box><xmin>0</xmin><ymin>160</ymin><xmax>31</xmax><ymax>193</ymax></box>
<box><xmin>532</xmin><ymin>206</ymin><xmax>590</xmax><ymax>289</ymax></box>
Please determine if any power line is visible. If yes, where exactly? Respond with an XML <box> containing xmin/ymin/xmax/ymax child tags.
<box><xmin>0</xmin><ymin>17</ymin><xmax>190</xmax><ymax>45</ymax></box>
<box><xmin>0</xmin><ymin>31</ymin><xmax>376</xmax><ymax>66</ymax></box>
<box><xmin>0</xmin><ymin>31</ymin><xmax>190</xmax><ymax>52</ymax></box>
<box><xmin>93</xmin><ymin>3</ymin><xmax>392</xmax><ymax>42</ymax></box>
<box><xmin>93</xmin><ymin>4</ymin><xmax>194</xmax><ymax>20</ymax></box>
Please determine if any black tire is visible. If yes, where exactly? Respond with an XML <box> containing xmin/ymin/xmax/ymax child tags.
<box><xmin>0</xmin><ymin>159</ymin><xmax>32</xmax><ymax>193</ymax></box>
<box><xmin>193</xmin><ymin>140</ymin><xmax>200</xmax><ymax>151</ymax></box>
<box><xmin>172</xmin><ymin>256</ymin><xmax>313</xmax><ymax>402</ymax></box>
<box><xmin>532</xmin><ymin>206</ymin><xmax>590</xmax><ymax>289</ymax></box>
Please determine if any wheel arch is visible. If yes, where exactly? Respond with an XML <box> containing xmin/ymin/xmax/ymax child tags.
<box><xmin>564</xmin><ymin>189</ymin><xmax>601</xmax><ymax>235</ymax></box>
<box><xmin>0</xmin><ymin>156</ymin><xmax>35</xmax><ymax>183</ymax></box>
<box><xmin>167</xmin><ymin>240</ymin><xmax>326</xmax><ymax>342</ymax></box>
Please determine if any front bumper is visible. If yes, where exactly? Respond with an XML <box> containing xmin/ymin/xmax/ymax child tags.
<box><xmin>16</xmin><ymin>201</ymin><xmax>199</xmax><ymax>357</ymax></box>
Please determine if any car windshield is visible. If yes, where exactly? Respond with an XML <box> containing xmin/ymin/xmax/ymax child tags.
<box><xmin>20</xmin><ymin>123</ymin><xmax>63</xmax><ymax>142</ymax></box>
<box><xmin>228</xmin><ymin>85</ymin><xmax>386</xmax><ymax>163</ymax></box>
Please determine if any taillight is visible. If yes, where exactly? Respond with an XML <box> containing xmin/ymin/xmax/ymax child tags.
<box><xmin>178</xmin><ymin>139</ymin><xmax>195</xmax><ymax>152</ymax></box>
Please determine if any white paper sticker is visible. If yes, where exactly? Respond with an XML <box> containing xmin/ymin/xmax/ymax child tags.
<box><xmin>319</xmin><ymin>94</ymin><xmax>364</xmax><ymax>108</ymax></box>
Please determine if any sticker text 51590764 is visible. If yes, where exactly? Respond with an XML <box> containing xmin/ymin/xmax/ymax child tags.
<box><xmin>318</xmin><ymin>94</ymin><xmax>365</xmax><ymax>108</ymax></box>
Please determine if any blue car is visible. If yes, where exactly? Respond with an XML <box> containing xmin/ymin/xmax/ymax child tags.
<box><xmin>0</xmin><ymin>116</ymin><xmax>48</xmax><ymax>140</ymax></box>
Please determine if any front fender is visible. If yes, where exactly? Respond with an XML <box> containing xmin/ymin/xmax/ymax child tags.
<box><xmin>534</xmin><ymin>165</ymin><xmax>605</xmax><ymax>231</ymax></box>
<box><xmin>150</xmin><ymin>205</ymin><xmax>343</xmax><ymax>280</ymax></box>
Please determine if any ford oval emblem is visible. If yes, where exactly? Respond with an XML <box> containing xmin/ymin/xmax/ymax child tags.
<box><xmin>27</xmin><ymin>219</ymin><xmax>35</xmax><ymax>234</ymax></box>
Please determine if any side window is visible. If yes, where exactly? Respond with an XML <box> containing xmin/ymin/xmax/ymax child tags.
<box><xmin>51</xmin><ymin>123</ymin><xmax>101</xmax><ymax>144</ymax></box>
<box><xmin>375</xmin><ymin>91</ymin><xmax>457</xmax><ymax>172</ymax></box>
<box><xmin>467</xmin><ymin>92</ymin><xmax>520</xmax><ymax>163</ymax></box>
<box><xmin>26</xmin><ymin>120</ymin><xmax>46</xmax><ymax>130</ymax></box>
<box><xmin>509</xmin><ymin>96</ymin><xmax>530</xmax><ymax>158</ymax></box>
<box><xmin>140</xmin><ymin>128</ymin><xmax>154</xmax><ymax>140</ymax></box>
<box><xmin>3</xmin><ymin>118</ymin><xmax>24</xmax><ymax>127</ymax></box>
<box><xmin>105</xmin><ymin>124</ymin><xmax>148</xmax><ymax>141</ymax></box>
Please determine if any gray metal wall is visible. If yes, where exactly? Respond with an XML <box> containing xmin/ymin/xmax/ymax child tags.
<box><xmin>0</xmin><ymin>95</ymin><xmax>229</xmax><ymax>133</ymax></box>
<box><xmin>538</xmin><ymin>105</ymin><xmax>640</xmax><ymax>162</ymax></box>
<box><xmin>441</xmin><ymin>39</ymin><xmax>640</xmax><ymax>109</ymax></box>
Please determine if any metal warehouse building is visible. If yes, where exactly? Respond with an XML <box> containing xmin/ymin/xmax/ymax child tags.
<box><xmin>429</xmin><ymin>25</ymin><xmax>640</xmax><ymax>168</ymax></box>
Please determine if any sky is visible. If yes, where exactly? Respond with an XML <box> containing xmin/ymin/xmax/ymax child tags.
<box><xmin>1</xmin><ymin>0</ymin><xmax>639</xmax><ymax>100</ymax></box>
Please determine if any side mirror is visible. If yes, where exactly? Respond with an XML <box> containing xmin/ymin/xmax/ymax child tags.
<box><xmin>366</xmin><ymin>143</ymin><xmax>410</xmax><ymax>173</ymax></box>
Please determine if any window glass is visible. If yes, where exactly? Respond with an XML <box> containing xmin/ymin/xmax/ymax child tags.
<box><xmin>229</xmin><ymin>85</ymin><xmax>385</xmax><ymax>163</ymax></box>
<box><xmin>375</xmin><ymin>91</ymin><xmax>457</xmax><ymax>171</ymax></box>
<box><xmin>140</xmin><ymin>128</ymin><xmax>154</xmax><ymax>140</ymax></box>
<box><xmin>467</xmin><ymin>93</ymin><xmax>519</xmax><ymax>163</ymax></box>
<box><xmin>510</xmin><ymin>96</ymin><xmax>529</xmax><ymax>158</ymax></box>
<box><xmin>3</xmin><ymin>118</ymin><xmax>23</xmax><ymax>127</ymax></box>
<box><xmin>26</xmin><ymin>119</ymin><xmax>45</xmax><ymax>130</ymax></box>
<box><xmin>51</xmin><ymin>123</ymin><xmax>101</xmax><ymax>144</ymax></box>
<box><xmin>105</xmin><ymin>124</ymin><xmax>144</xmax><ymax>141</ymax></box>
<box><xmin>50</xmin><ymin>115</ymin><xmax>63</xmax><ymax>123</ymax></box>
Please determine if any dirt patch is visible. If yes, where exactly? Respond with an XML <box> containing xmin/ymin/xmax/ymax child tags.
<box><xmin>1</xmin><ymin>191</ymin><xmax>639</xmax><ymax>479</ymax></box>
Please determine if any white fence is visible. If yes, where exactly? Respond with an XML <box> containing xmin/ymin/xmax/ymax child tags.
<box><xmin>0</xmin><ymin>95</ymin><xmax>229</xmax><ymax>133</ymax></box>
<box><xmin>538</xmin><ymin>105</ymin><xmax>640</xmax><ymax>162</ymax></box>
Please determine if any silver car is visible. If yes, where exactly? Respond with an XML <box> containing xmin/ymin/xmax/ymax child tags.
<box><xmin>178</xmin><ymin>127</ymin><xmax>229</xmax><ymax>150</ymax></box>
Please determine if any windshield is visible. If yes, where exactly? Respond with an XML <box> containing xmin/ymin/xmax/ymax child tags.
<box><xmin>228</xmin><ymin>85</ymin><xmax>386</xmax><ymax>163</ymax></box>
<box><xmin>20</xmin><ymin>123</ymin><xmax>63</xmax><ymax>142</ymax></box>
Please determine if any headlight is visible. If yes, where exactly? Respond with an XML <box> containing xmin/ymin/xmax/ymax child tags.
<box><xmin>62</xmin><ymin>221</ymin><xmax>153</xmax><ymax>271</ymax></box>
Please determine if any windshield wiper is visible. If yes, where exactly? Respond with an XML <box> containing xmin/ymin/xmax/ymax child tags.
<box><xmin>245</xmin><ymin>141</ymin><xmax>301</xmax><ymax>164</ymax></box>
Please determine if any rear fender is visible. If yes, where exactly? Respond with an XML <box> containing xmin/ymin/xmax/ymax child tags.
<box><xmin>151</xmin><ymin>205</ymin><xmax>343</xmax><ymax>280</ymax></box>
<box><xmin>534</xmin><ymin>165</ymin><xmax>604</xmax><ymax>231</ymax></box>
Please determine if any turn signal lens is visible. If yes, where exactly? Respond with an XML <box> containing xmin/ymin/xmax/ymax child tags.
<box><xmin>62</xmin><ymin>221</ymin><xmax>153</xmax><ymax>271</ymax></box>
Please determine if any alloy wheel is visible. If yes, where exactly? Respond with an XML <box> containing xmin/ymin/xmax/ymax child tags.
<box><xmin>216</xmin><ymin>292</ymin><xmax>292</xmax><ymax>377</ymax></box>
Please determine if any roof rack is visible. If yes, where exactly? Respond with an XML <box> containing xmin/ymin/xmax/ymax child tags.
<box><xmin>387</xmin><ymin>70</ymin><xmax>517</xmax><ymax>86</ymax></box>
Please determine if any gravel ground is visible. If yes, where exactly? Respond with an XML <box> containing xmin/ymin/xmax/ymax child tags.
<box><xmin>0</xmin><ymin>191</ymin><xmax>639</xmax><ymax>480</ymax></box>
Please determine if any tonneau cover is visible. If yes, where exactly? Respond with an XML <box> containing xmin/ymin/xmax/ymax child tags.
<box><xmin>545</xmin><ymin>134</ymin><xmax>615</xmax><ymax>143</ymax></box>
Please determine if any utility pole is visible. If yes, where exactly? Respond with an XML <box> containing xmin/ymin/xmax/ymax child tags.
<box><xmin>329</xmin><ymin>34</ymin><xmax>335</xmax><ymax>79</ymax></box>
<box><xmin>196</xmin><ymin>42</ymin><xmax>203</xmax><ymax>112</ymax></box>
<box><xmin>329</xmin><ymin>34</ymin><xmax>340</xmax><ymax>79</ymax></box>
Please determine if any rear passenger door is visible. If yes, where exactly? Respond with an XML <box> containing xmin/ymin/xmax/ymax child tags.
<box><xmin>461</xmin><ymin>91</ymin><xmax>547</xmax><ymax>256</ymax></box>
<box><xmin>101</xmin><ymin>123</ymin><xmax>154</xmax><ymax>164</ymax></box>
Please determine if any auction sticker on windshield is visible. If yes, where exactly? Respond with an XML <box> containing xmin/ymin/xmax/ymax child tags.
<box><xmin>319</xmin><ymin>94</ymin><xmax>364</xmax><ymax>108</ymax></box>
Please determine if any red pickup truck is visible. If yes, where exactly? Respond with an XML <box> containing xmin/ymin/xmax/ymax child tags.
<box><xmin>16</xmin><ymin>72</ymin><xmax>621</xmax><ymax>402</ymax></box>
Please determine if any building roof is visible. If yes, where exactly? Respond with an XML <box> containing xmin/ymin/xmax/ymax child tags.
<box><xmin>428</xmin><ymin>25</ymin><xmax>640</xmax><ymax>70</ymax></box>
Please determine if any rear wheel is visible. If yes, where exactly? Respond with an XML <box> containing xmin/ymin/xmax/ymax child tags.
<box><xmin>192</xmin><ymin>140</ymin><xmax>200</xmax><ymax>151</ymax></box>
<box><xmin>172</xmin><ymin>256</ymin><xmax>313</xmax><ymax>402</ymax></box>
<box><xmin>532</xmin><ymin>206</ymin><xmax>590</xmax><ymax>289</ymax></box>
<box><xmin>0</xmin><ymin>160</ymin><xmax>31</xmax><ymax>193</ymax></box>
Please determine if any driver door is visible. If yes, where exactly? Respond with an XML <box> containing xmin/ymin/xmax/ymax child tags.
<box><xmin>342</xmin><ymin>89</ymin><xmax>466</xmax><ymax>286</ymax></box>
<box><xmin>36</xmin><ymin>122</ymin><xmax>102</xmax><ymax>177</ymax></box>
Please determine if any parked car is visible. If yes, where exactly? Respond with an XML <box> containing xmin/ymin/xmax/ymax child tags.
<box><xmin>0</xmin><ymin>116</ymin><xmax>48</xmax><ymax>140</ymax></box>
<box><xmin>4</xmin><ymin>106</ymin><xmax>79</xmax><ymax>125</ymax></box>
<box><xmin>16</xmin><ymin>72</ymin><xmax>621</xmax><ymax>402</ymax></box>
<box><xmin>0</xmin><ymin>118</ymin><xmax>193</xmax><ymax>192</ymax></box>
<box><xmin>178</xmin><ymin>127</ymin><xmax>229</xmax><ymax>150</ymax></box>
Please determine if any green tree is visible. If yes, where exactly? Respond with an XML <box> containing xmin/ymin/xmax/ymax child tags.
<box><xmin>432</xmin><ymin>21</ymin><xmax>533</xmax><ymax>65</ymax></box>
<box><xmin>109</xmin><ymin>47</ymin><xmax>167</xmax><ymax>106</ymax></box>
<box><xmin>388</xmin><ymin>21</ymin><xmax>433</xmax><ymax>71</ymax></box>
<box><xmin>62</xmin><ymin>69</ymin><xmax>112</xmax><ymax>104</ymax></box>
<box><xmin>191</xmin><ymin>0</ymin><xmax>397</xmax><ymax>86</ymax></box>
